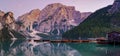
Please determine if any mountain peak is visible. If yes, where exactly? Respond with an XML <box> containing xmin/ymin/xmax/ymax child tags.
<box><xmin>17</xmin><ymin>9</ymin><xmax>41</xmax><ymax>31</ymax></box>
<box><xmin>40</xmin><ymin>3</ymin><xmax>76</xmax><ymax>21</ymax></box>
<box><xmin>47</xmin><ymin>3</ymin><xmax>64</xmax><ymax>7</ymax></box>
<box><xmin>18</xmin><ymin>9</ymin><xmax>40</xmax><ymax>21</ymax></box>
<box><xmin>29</xmin><ymin>9</ymin><xmax>40</xmax><ymax>15</ymax></box>
<box><xmin>45</xmin><ymin>3</ymin><xmax>75</xmax><ymax>10</ymax></box>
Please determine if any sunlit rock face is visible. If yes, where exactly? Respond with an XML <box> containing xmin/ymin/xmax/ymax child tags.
<box><xmin>0</xmin><ymin>10</ymin><xmax>4</xmax><ymax>20</ymax></box>
<box><xmin>108</xmin><ymin>0</ymin><xmax>120</xmax><ymax>14</ymax></box>
<box><xmin>17</xmin><ymin>9</ymin><xmax>40</xmax><ymax>31</ymax></box>
<box><xmin>37</xmin><ymin>3</ymin><xmax>81</xmax><ymax>35</ymax></box>
<box><xmin>0</xmin><ymin>12</ymin><xmax>25</xmax><ymax>40</ymax></box>
<box><xmin>0</xmin><ymin>10</ymin><xmax>5</xmax><ymax>30</ymax></box>
<box><xmin>1</xmin><ymin>12</ymin><xmax>15</xmax><ymax>30</ymax></box>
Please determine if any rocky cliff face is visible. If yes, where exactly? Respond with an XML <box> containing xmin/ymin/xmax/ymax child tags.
<box><xmin>17</xmin><ymin>9</ymin><xmax>40</xmax><ymax>31</ymax></box>
<box><xmin>0</xmin><ymin>12</ymin><xmax>25</xmax><ymax>40</ymax></box>
<box><xmin>0</xmin><ymin>10</ymin><xmax>4</xmax><ymax>19</ymax></box>
<box><xmin>1</xmin><ymin>12</ymin><xmax>16</xmax><ymax>29</ymax></box>
<box><xmin>36</xmin><ymin>3</ymin><xmax>81</xmax><ymax>35</ymax></box>
<box><xmin>17</xmin><ymin>3</ymin><xmax>91</xmax><ymax>36</ymax></box>
<box><xmin>108</xmin><ymin>0</ymin><xmax>120</xmax><ymax>14</ymax></box>
<box><xmin>0</xmin><ymin>10</ymin><xmax>5</xmax><ymax>30</ymax></box>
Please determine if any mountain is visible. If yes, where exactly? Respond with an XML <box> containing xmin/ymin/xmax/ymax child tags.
<box><xmin>0</xmin><ymin>12</ymin><xmax>25</xmax><ymax>40</ymax></box>
<box><xmin>17</xmin><ymin>9</ymin><xmax>40</xmax><ymax>31</ymax></box>
<box><xmin>37</xmin><ymin>3</ymin><xmax>82</xmax><ymax>35</ymax></box>
<box><xmin>17</xmin><ymin>3</ymin><xmax>90</xmax><ymax>36</ymax></box>
<box><xmin>62</xmin><ymin>0</ymin><xmax>120</xmax><ymax>39</ymax></box>
<box><xmin>0</xmin><ymin>3</ymin><xmax>94</xmax><ymax>40</ymax></box>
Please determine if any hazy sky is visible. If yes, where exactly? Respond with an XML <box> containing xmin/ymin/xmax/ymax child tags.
<box><xmin>0</xmin><ymin>0</ymin><xmax>114</xmax><ymax>18</ymax></box>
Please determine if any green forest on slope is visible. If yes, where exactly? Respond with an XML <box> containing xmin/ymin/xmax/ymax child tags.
<box><xmin>62</xmin><ymin>5</ymin><xmax>120</xmax><ymax>39</ymax></box>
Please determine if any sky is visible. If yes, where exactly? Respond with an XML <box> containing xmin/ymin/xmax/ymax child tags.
<box><xmin>0</xmin><ymin>0</ymin><xmax>114</xmax><ymax>18</ymax></box>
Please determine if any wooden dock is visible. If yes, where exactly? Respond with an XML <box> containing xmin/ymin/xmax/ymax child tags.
<box><xmin>27</xmin><ymin>39</ymin><xmax>120</xmax><ymax>45</ymax></box>
<box><xmin>28</xmin><ymin>39</ymin><xmax>93</xmax><ymax>43</ymax></box>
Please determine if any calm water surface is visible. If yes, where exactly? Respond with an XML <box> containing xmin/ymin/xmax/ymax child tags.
<box><xmin>0</xmin><ymin>39</ymin><xmax>120</xmax><ymax>56</ymax></box>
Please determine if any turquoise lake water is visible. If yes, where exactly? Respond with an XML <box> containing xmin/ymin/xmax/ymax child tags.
<box><xmin>0</xmin><ymin>40</ymin><xmax>120</xmax><ymax>56</ymax></box>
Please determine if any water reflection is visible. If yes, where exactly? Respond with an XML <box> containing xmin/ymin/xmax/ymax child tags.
<box><xmin>0</xmin><ymin>39</ymin><xmax>81</xmax><ymax>56</ymax></box>
<box><xmin>0</xmin><ymin>40</ymin><xmax>24</xmax><ymax>56</ymax></box>
<box><xmin>97</xmin><ymin>44</ymin><xmax>120</xmax><ymax>56</ymax></box>
<box><xmin>69</xmin><ymin>43</ymin><xmax>120</xmax><ymax>56</ymax></box>
<box><xmin>0</xmin><ymin>39</ymin><xmax>120</xmax><ymax>56</ymax></box>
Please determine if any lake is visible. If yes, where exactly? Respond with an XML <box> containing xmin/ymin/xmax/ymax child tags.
<box><xmin>0</xmin><ymin>39</ymin><xmax>120</xmax><ymax>56</ymax></box>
